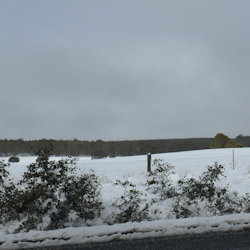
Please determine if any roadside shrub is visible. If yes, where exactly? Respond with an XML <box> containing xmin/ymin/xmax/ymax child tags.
<box><xmin>241</xmin><ymin>193</ymin><xmax>250</xmax><ymax>213</ymax></box>
<box><xmin>144</xmin><ymin>159</ymin><xmax>248</xmax><ymax>219</ymax></box>
<box><xmin>0</xmin><ymin>160</ymin><xmax>9</xmax><ymax>184</ymax></box>
<box><xmin>0</xmin><ymin>149</ymin><xmax>102</xmax><ymax>232</ymax></box>
<box><xmin>0</xmin><ymin>161</ymin><xmax>18</xmax><ymax>223</ymax></box>
<box><xmin>173</xmin><ymin>163</ymin><xmax>245</xmax><ymax>218</ymax></box>
<box><xmin>146</xmin><ymin>159</ymin><xmax>176</xmax><ymax>201</ymax></box>
<box><xmin>63</xmin><ymin>170</ymin><xmax>102</xmax><ymax>221</ymax></box>
<box><xmin>177</xmin><ymin>163</ymin><xmax>224</xmax><ymax>202</ymax></box>
<box><xmin>0</xmin><ymin>161</ymin><xmax>10</xmax><ymax>220</ymax></box>
<box><xmin>111</xmin><ymin>180</ymin><xmax>149</xmax><ymax>224</ymax></box>
<box><xmin>1</xmin><ymin>154</ymin><xmax>249</xmax><ymax>232</ymax></box>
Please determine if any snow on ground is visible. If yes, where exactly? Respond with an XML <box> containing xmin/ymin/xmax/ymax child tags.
<box><xmin>0</xmin><ymin>213</ymin><xmax>250</xmax><ymax>249</ymax></box>
<box><xmin>2</xmin><ymin>147</ymin><xmax>250</xmax><ymax>195</ymax></box>
<box><xmin>0</xmin><ymin>148</ymin><xmax>249</xmax><ymax>249</ymax></box>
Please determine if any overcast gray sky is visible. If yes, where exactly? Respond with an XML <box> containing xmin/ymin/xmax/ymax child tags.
<box><xmin>1</xmin><ymin>0</ymin><xmax>250</xmax><ymax>140</ymax></box>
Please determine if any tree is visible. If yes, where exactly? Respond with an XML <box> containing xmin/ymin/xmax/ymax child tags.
<box><xmin>91</xmin><ymin>149</ymin><xmax>107</xmax><ymax>159</ymax></box>
<box><xmin>210</xmin><ymin>133</ymin><xmax>243</xmax><ymax>148</ymax></box>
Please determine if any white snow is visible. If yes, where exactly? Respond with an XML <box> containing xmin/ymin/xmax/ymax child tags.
<box><xmin>0</xmin><ymin>213</ymin><xmax>249</xmax><ymax>249</ymax></box>
<box><xmin>3</xmin><ymin>148</ymin><xmax>249</xmax><ymax>195</ymax></box>
<box><xmin>0</xmin><ymin>148</ymin><xmax>249</xmax><ymax>249</ymax></box>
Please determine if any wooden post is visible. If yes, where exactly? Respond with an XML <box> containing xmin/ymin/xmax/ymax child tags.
<box><xmin>147</xmin><ymin>153</ymin><xmax>151</xmax><ymax>172</ymax></box>
<box><xmin>232</xmin><ymin>149</ymin><xmax>235</xmax><ymax>170</ymax></box>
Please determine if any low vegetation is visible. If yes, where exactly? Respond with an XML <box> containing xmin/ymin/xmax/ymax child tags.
<box><xmin>111</xmin><ymin>180</ymin><xmax>149</xmax><ymax>223</ymax></box>
<box><xmin>0</xmin><ymin>151</ymin><xmax>249</xmax><ymax>232</ymax></box>
<box><xmin>8</xmin><ymin>156</ymin><xmax>19</xmax><ymax>163</ymax></box>
<box><xmin>0</xmin><ymin>149</ymin><xmax>102</xmax><ymax>232</ymax></box>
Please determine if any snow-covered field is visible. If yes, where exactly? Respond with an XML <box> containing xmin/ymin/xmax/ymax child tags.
<box><xmin>0</xmin><ymin>148</ymin><xmax>249</xmax><ymax>249</ymax></box>
<box><xmin>3</xmin><ymin>147</ymin><xmax>249</xmax><ymax>195</ymax></box>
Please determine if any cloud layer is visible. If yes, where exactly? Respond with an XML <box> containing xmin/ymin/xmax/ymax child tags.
<box><xmin>1</xmin><ymin>0</ymin><xmax>250</xmax><ymax>140</ymax></box>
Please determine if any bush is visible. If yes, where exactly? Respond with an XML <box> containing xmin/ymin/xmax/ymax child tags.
<box><xmin>63</xmin><ymin>170</ymin><xmax>102</xmax><ymax>221</ymax></box>
<box><xmin>173</xmin><ymin>163</ymin><xmax>245</xmax><ymax>218</ymax></box>
<box><xmin>144</xmin><ymin>159</ymin><xmax>248</xmax><ymax>219</ymax></box>
<box><xmin>8</xmin><ymin>156</ymin><xmax>19</xmax><ymax>163</ymax></box>
<box><xmin>1</xmin><ymin>154</ymin><xmax>249</xmax><ymax>231</ymax></box>
<box><xmin>0</xmin><ymin>160</ymin><xmax>9</xmax><ymax>183</ymax></box>
<box><xmin>0</xmin><ymin>161</ymin><xmax>10</xmax><ymax>219</ymax></box>
<box><xmin>0</xmin><ymin>149</ymin><xmax>102</xmax><ymax>232</ymax></box>
<box><xmin>0</xmin><ymin>161</ymin><xmax>18</xmax><ymax>224</ymax></box>
<box><xmin>111</xmin><ymin>180</ymin><xmax>149</xmax><ymax>224</ymax></box>
<box><xmin>146</xmin><ymin>159</ymin><xmax>176</xmax><ymax>201</ymax></box>
<box><xmin>242</xmin><ymin>193</ymin><xmax>250</xmax><ymax>213</ymax></box>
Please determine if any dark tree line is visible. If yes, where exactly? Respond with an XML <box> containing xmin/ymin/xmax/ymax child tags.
<box><xmin>0</xmin><ymin>138</ymin><xmax>213</xmax><ymax>156</ymax></box>
<box><xmin>0</xmin><ymin>135</ymin><xmax>248</xmax><ymax>157</ymax></box>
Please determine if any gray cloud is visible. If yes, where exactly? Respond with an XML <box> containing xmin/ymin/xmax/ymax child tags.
<box><xmin>1</xmin><ymin>0</ymin><xmax>250</xmax><ymax>140</ymax></box>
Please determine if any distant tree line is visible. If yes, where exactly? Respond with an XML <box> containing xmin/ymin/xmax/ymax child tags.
<box><xmin>0</xmin><ymin>138</ymin><xmax>212</xmax><ymax>157</ymax></box>
<box><xmin>0</xmin><ymin>135</ymin><xmax>248</xmax><ymax>157</ymax></box>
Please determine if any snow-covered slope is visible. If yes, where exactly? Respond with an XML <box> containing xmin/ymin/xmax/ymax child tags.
<box><xmin>3</xmin><ymin>148</ymin><xmax>250</xmax><ymax>195</ymax></box>
<box><xmin>0</xmin><ymin>148</ymin><xmax>249</xmax><ymax>249</ymax></box>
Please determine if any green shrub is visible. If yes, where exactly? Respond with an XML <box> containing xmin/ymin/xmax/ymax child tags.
<box><xmin>8</xmin><ymin>156</ymin><xmax>19</xmax><ymax>163</ymax></box>
<box><xmin>63</xmin><ymin>170</ymin><xmax>102</xmax><ymax>221</ymax></box>
<box><xmin>0</xmin><ymin>161</ymin><xmax>18</xmax><ymax>224</ymax></box>
<box><xmin>111</xmin><ymin>180</ymin><xmax>149</xmax><ymax>224</ymax></box>
<box><xmin>144</xmin><ymin>159</ymin><xmax>248</xmax><ymax>219</ymax></box>
<box><xmin>0</xmin><ymin>149</ymin><xmax>102</xmax><ymax>232</ymax></box>
<box><xmin>174</xmin><ymin>163</ymin><xmax>245</xmax><ymax>218</ymax></box>
<box><xmin>146</xmin><ymin>159</ymin><xmax>176</xmax><ymax>201</ymax></box>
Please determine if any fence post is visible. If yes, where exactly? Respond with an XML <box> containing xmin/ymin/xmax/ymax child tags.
<box><xmin>232</xmin><ymin>149</ymin><xmax>235</xmax><ymax>170</ymax></box>
<box><xmin>147</xmin><ymin>153</ymin><xmax>151</xmax><ymax>173</ymax></box>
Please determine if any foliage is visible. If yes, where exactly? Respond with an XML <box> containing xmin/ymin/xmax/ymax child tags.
<box><xmin>0</xmin><ymin>149</ymin><xmax>102</xmax><ymax>232</ymax></box>
<box><xmin>111</xmin><ymin>180</ymin><xmax>149</xmax><ymax>224</ymax></box>
<box><xmin>63</xmin><ymin>170</ymin><xmax>102</xmax><ymax>221</ymax></box>
<box><xmin>173</xmin><ymin>163</ymin><xmax>245</xmax><ymax>218</ymax></box>
<box><xmin>0</xmin><ymin>137</ymin><xmax>214</xmax><ymax>157</ymax></box>
<box><xmin>0</xmin><ymin>160</ymin><xmax>9</xmax><ymax>184</ymax></box>
<box><xmin>0</xmin><ymin>161</ymin><xmax>19</xmax><ymax>224</ymax></box>
<box><xmin>144</xmin><ymin>159</ymin><xmax>248</xmax><ymax>219</ymax></box>
<box><xmin>91</xmin><ymin>150</ymin><xmax>107</xmax><ymax>159</ymax></box>
<box><xmin>210</xmin><ymin>133</ymin><xmax>243</xmax><ymax>148</ymax></box>
<box><xmin>1</xmin><ymin>153</ymin><xmax>249</xmax><ymax>232</ymax></box>
<box><xmin>224</xmin><ymin>140</ymin><xmax>243</xmax><ymax>148</ymax></box>
<box><xmin>146</xmin><ymin>159</ymin><xmax>176</xmax><ymax>200</ymax></box>
<box><xmin>242</xmin><ymin>193</ymin><xmax>250</xmax><ymax>213</ymax></box>
<box><xmin>8</xmin><ymin>156</ymin><xmax>19</xmax><ymax>163</ymax></box>
<box><xmin>177</xmin><ymin>163</ymin><xmax>224</xmax><ymax>202</ymax></box>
